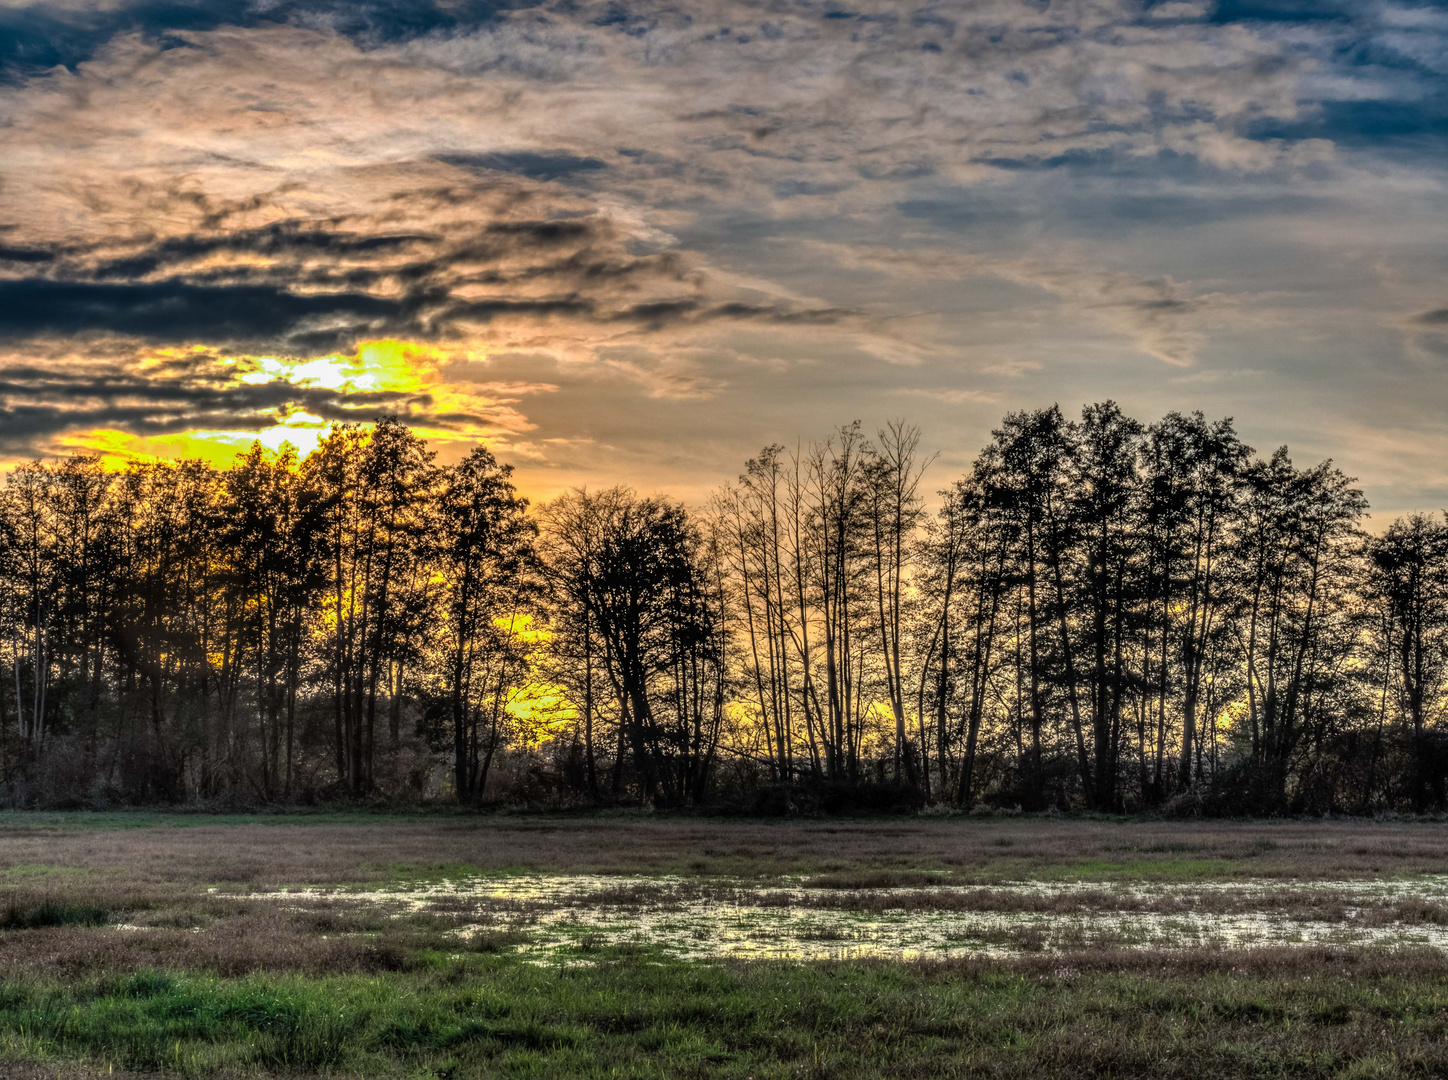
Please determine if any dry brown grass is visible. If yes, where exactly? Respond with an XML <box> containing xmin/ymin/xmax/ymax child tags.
<box><xmin>0</xmin><ymin>914</ymin><xmax>402</xmax><ymax>979</ymax></box>
<box><xmin>2</xmin><ymin>814</ymin><xmax>1448</xmax><ymax>888</ymax></box>
<box><xmin>728</xmin><ymin>884</ymin><xmax>1448</xmax><ymax>921</ymax></box>
<box><xmin>0</xmin><ymin>889</ymin><xmax>529</xmax><ymax>979</ymax></box>
<box><xmin>923</xmin><ymin>943</ymin><xmax>1448</xmax><ymax>979</ymax></box>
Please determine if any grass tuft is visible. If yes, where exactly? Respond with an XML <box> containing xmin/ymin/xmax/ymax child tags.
<box><xmin>0</xmin><ymin>899</ymin><xmax>111</xmax><ymax>930</ymax></box>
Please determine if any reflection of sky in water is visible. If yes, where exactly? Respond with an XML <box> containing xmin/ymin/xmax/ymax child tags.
<box><xmin>255</xmin><ymin>875</ymin><xmax>1448</xmax><ymax>962</ymax></box>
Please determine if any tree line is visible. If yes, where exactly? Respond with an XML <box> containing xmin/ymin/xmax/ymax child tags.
<box><xmin>2</xmin><ymin>406</ymin><xmax>1446</xmax><ymax>815</ymax></box>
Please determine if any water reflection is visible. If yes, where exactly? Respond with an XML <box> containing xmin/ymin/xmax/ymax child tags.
<box><xmin>259</xmin><ymin>875</ymin><xmax>1448</xmax><ymax>961</ymax></box>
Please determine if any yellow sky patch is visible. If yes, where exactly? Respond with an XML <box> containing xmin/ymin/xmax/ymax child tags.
<box><xmin>53</xmin><ymin>339</ymin><xmax>520</xmax><ymax>470</ymax></box>
<box><xmin>239</xmin><ymin>338</ymin><xmax>446</xmax><ymax>396</ymax></box>
<box><xmin>55</xmin><ymin>416</ymin><xmax>331</xmax><ymax>470</ymax></box>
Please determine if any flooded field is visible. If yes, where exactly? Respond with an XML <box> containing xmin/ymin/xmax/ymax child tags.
<box><xmin>8</xmin><ymin>817</ymin><xmax>1448</xmax><ymax>1078</ymax></box>
<box><xmin>9</xmin><ymin>815</ymin><xmax>1448</xmax><ymax>969</ymax></box>
<box><xmin>257</xmin><ymin>873</ymin><xmax>1448</xmax><ymax>961</ymax></box>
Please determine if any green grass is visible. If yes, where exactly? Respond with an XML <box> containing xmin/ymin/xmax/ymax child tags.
<box><xmin>2</xmin><ymin>952</ymin><xmax>1448</xmax><ymax>1078</ymax></box>
<box><xmin>1045</xmin><ymin>856</ymin><xmax>1245</xmax><ymax>880</ymax></box>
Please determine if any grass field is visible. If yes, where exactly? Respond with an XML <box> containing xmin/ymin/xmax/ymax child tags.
<box><xmin>3</xmin><ymin>812</ymin><xmax>1448</xmax><ymax>1078</ymax></box>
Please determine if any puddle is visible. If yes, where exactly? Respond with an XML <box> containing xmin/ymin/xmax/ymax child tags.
<box><xmin>254</xmin><ymin>875</ymin><xmax>1448</xmax><ymax>961</ymax></box>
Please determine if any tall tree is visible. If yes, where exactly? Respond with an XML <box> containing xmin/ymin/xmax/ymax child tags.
<box><xmin>543</xmin><ymin>489</ymin><xmax>725</xmax><ymax>807</ymax></box>
<box><xmin>865</xmin><ymin>421</ymin><xmax>931</xmax><ymax>792</ymax></box>
<box><xmin>1236</xmin><ymin>449</ymin><xmax>1367</xmax><ymax>810</ymax></box>
<box><xmin>1069</xmin><ymin>401</ymin><xmax>1144</xmax><ymax>810</ymax></box>
<box><xmin>437</xmin><ymin>446</ymin><xmax>535</xmax><ymax>804</ymax></box>
<box><xmin>1367</xmin><ymin>513</ymin><xmax>1448</xmax><ymax>809</ymax></box>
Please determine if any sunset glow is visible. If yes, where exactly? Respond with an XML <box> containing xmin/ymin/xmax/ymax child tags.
<box><xmin>7</xmin><ymin>17</ymin><xmax>1448</xmax><ymax>1060</ymax></box>
<box><xmin>47</xmin><ymin>339</ymin><xmax>529</xmax><ymax>470</ymax></box>
<box><xmin>0</xmin><ymin>1</ymin><xmax>1444</xmax><ymax>511</ymax></box>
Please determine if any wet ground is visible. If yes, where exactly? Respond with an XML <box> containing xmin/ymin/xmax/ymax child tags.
<box><xmin>253</xmin><ymin>873</ymin><xmax>1448</xmax><ymax>961</ymax></box>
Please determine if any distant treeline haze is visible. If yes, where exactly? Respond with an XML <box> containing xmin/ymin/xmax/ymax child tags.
<box><xmin>2</xmin><ymin>405</ymin><xmax>1445</xmax><ymax>815</ymax></box>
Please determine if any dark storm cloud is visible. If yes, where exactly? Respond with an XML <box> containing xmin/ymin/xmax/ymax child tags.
<box><xmin>0</xmin><ymin>0</ymin><xmax>529</xmax><ymax>81</ymax></box>
<box><xmin>610</xmin><ymin>297</ymin><xmax>854</xmax><ymax>331</ymax></box>
<box><xmin>0</xmin><ymin>207</ymin><xmax>846</xmax><ymax>353</ymax></box>
<box><xmin>708</xmin><ymin>302</ymin><xmax>853</xmax><ymax>325</ymax></box>
<box><xmin>0</xmin><ymin>243</ymin><xmax>57</xmax><ymax>264</ymax></box>
<box><xmin>0</xmin><ymin>271</ymin><xmax>722</xmax><ymax>347</ymax></box>
<box><xmin>0</xmin><ymin>278</ymin><xmax>434</xmax><ymax>349</ymax></box>
<box><xmin>1208</xmin><ymin>1</ymin><xmax>1356</xmax><ymax>24</ymax></box>
<box><xmin>89</xmin><ymin>221</ymin><xmax>437</xmax><ymax>280</ymax></box>
<box><xmin>437</xmin><ymin>151</ymin><xmax>608</xmax><ymax>182</ymax></box>
<box><xmin>13</xmin><ymin>212</ymin><xmax>646</xmax><ymax>299</ymax></box>
<box><xmin>1</xmin><ymin>214</ymin><xmax>582</xmax><ymax>292</ymax></box>
<box><xmin>0</xmin><ymin>209</ymin><xmax>574</xmax><ymax>345</ymax></box>
<box><xmin>450</xmin><ymin>295</ymin><xmax>596</xmax><ymax>321</ymax></box>
<box><xmin>977</xmin><ymin>149</ymin><xmax>1229</xmax><ymax>177</ymax></box>
<box><xmin>481</xmin><ymin>221</ymin><xmax>596</xmax><ymax>243</ymax></box>
<box><xmin>0</xmin><ymin>0</ymin><xmax>254</xmax><ymax>78</ymax></box>
<box><xmin>0</xmin><ymin>364</ymin><xmax>411</xmax><ymax>411</ymax></box>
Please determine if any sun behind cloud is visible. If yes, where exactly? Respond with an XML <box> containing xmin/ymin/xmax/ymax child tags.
<box><xmin>239</xmin><ymin>338</ymin><xmax>442</xmax><ymax>396</ymax></box>
<box><xmin>54</xmin><ymin>339</ymin><xmax>536</xmax><ymax>469</ymax></box>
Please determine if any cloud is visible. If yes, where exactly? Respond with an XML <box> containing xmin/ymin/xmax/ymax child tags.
<box><xmin>437</xmin><ymin>151</ymin><xmax>608</xmax><ymax>182</ymax></box>
<box><xmin>1400</xmin><ymin>305</ymin><xmax>1448</xmax><ymax>366</ymax></box>
<box><xmin>980</xmin><ymin>360</ymin><xmax>1041</xmax><ymax>378</ymax></box>
<box><xmin>0</xmin><ymin>338</ymin><xmax>554</xmax><ymax>460</ymax></box>
<box><xmin>0</xmin><ymin>0</ymin><xmax>528</xmax><ymax>83</ymax></box>
<box><xmin>0</xmin><ymin>278</ymin><xmax>422</xmax><ymax>348</ymax></box>
<box><xmin>895</xmin><ymin>387</ymin><xmax>1001</xmax><ymax>404</ymax></box>
<box><xmin>811</xmin><ymin>241</ymin><xmax>1236</xmax><ymax>366</ymax></box>
<box><xmin>0</xmin><ymin>186</ymin><xmax>858</xmax><ymax>365</ymax></box>
<box><xmin>0</xmin><ymin>0</ymin><xmax>1445</xmax><ymax>507</ymax></box>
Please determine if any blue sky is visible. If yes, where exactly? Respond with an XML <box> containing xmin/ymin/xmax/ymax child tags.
<box><xmin>1</xmin><ymin>0</ymin><xmax>1446</xmax><ymax>514</ymax></box>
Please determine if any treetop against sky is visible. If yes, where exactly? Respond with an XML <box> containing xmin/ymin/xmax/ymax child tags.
<box><xmin>1</xmin><ymin>0</ymin><xmax>1447</xmax><ymax>513</ymax></box>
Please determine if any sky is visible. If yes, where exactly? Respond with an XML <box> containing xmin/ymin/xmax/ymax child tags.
<box><xmin>1</xmin><ymin>0</ymin><xmax>1447</xmax><ymax>518</ymax></box>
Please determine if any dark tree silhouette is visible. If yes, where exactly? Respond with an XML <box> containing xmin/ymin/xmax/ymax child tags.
<box><xmin>0</xmin><ymin>407</ymin><xmax>1444</xmax><ymax>815</ymax></box>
